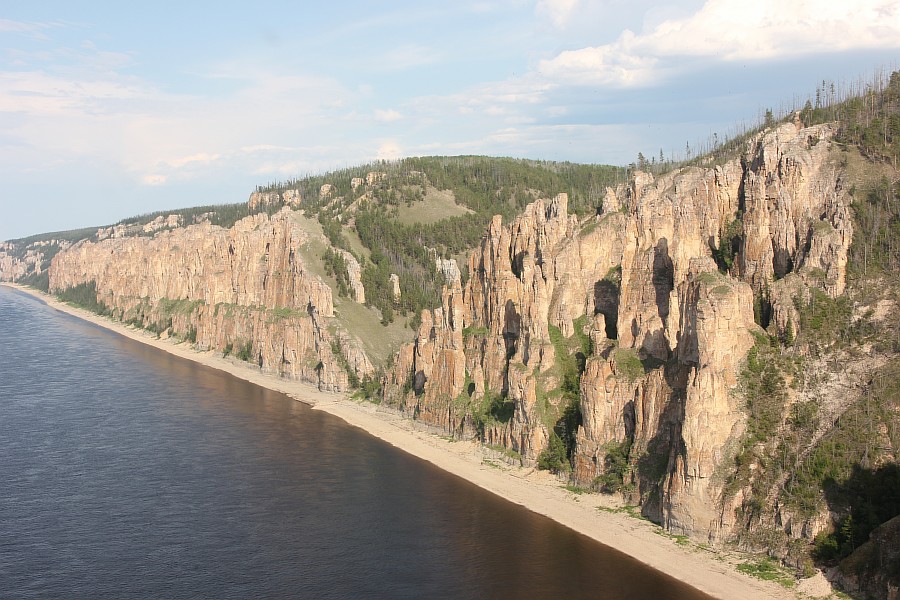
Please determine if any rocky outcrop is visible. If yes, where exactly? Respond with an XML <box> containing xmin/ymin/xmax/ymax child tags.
<box><xmin>0</xmin><ymin>239</ymin><xmax>71</xmax><ymax>282</ymax></box>
<box><xmin>49</xmin><ymin>208</ymin><xmax>372</xmax><ymax>391</ymax></box>
<box><xmin>663</xmin><ymin>262</ymin><xmax>757</xmax><ymax>538</ymax></box>
<box><xmin>142</xmin><ymin>214</ymin><xmax>183</xmax><ymax>234</ymax></box>
<box><xmin>28</xmin><ymin>118</ymin><xmax>857</xmax><ymax>551</ymax></box>
<box><xmin>738</xmin><ymin>123</ymin><xmax>852</xmax><ymax>297</ymax></box>
<box><xmin>339</xmin><ymin>249</ymin><xmax>366</xmax><ymax>304</ymax></box>
<box><xmin>382</xmin><ymin>121</ymin><xmax>854</xmax><ymax>544</ymax></box>
<box><xmin>247</xmin><ymin>189</ymin><xmax>302</xmax><ymax>211</ymax></box>
<box><xmin>0</xmin><ymin>251</ymin><xmax>28</xmax><ymax>281</ymax></box>
<box><xmin>390</xmin><ymin>273</ymin><xmax>401</xmax><ymax>301</ymax></box>
<box><xmin>435</xmin><ymin>257</ymin><xmax>461</xmax><ymax>285</ymax></box>
<box><xmin>366</xmin><ymin>171</ymin><xmax>386</xmax><ymax>186</ymax></box>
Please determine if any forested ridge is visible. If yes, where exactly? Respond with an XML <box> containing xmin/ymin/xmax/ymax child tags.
<box><xmin>257</xmin><ymin>156</ymin><xmax>627</xmax><ymax>327</ymax></box>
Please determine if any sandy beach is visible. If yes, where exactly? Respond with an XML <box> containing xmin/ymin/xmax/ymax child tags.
<box><xmin>3</xmin><ymin>282</ymin><xmax>811</xmax><ymax>600</ymax></box>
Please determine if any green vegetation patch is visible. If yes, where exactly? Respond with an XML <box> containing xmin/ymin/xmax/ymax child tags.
<box><xmin>593</xmin><ymin>439</ymin><xmax>633</xmax><ymax>493</ymax></box>
<box><xmin>736</xmin><ymin>558</ymin><xmax>796</xmax><ymax>588</ymax></box>
<box><xmin>723</xmin><ymin>335</ymin><xmax>800</xmax><ymax>515</ymax></box>
<box><xmin>712</xmin><ymin>284</ymin><xmax>732</xmax><ymax>296</ymax></box>
<box><xmin>793</xmin><ymin>362</ymin><xmax>900</xmax><ymax>559</ymax></box>
<box><xmin>486</xmin><ymin>444</ymin><xmax>523</xmax><ymax>465</ymax></box>
<box><xmin>157</xmin><ymin>297</ymin><xmax>205</xmax><ymax>316</ymax></box>
<box><xmin>462</xmin><ymin>325</ymin><xmax>489</xmax><ymax>339</ymax></box>
<box><xmin>712</xmin><ymin>217</ymin><xmax>743</xmax><ymax>273</ymax></box>
<box><xmin>332</xmin><ymin>298</ymin><xmax>410</xmax><ymax>368</ymax></box>
<box><xmin>536</xmin><ymin>319</ymin><xmax>593</xmax><ymax>473</ymax></box>
<box><xmin>394</xmin><ymin>187</ymin><xmax>474</xmax><ymax>225</ymax></box>
<box><xmin>268</xmin><ymin>306</ymin><xmax>305</xmax><ymax>322</ymax></box>
<box><xmin>612</xmin><ymin>347</ymin><xmax>644</xmax><ymax>381</ymax></box>
<box><xmin>793</xmin><ymin>288</ymin><xmax>853</xmax><ymax>356</ymax></box>
<box><xmin>848</xmin><ymin>176</ymin><xmax>900</xmax><ymax>277</ymax></box>
<box><xmin>56</xmin><ymin>281</ymin><xmax>111</xmax><ymax>316</ymax></box>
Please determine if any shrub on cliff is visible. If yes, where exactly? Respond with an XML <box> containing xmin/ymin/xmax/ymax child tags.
<box><xmin>56</xmin><ymin>281</ymin><xmax>111</xmax><ymax>316</ymax></box>
<box><xmin>537</xmin><ymin>432</ymin><xmax>569</xmax><ymax>474</ymax></box>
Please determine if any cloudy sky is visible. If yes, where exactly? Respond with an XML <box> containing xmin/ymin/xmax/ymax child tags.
<box><xmin>1</xmin><ymin>0</ymin><xmax>898</xmax><ymax>240</ymax></box>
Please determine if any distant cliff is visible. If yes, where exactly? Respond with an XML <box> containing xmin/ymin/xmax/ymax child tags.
<box><xmin>48</xmin><ymin>209</ymin><xmax>373</xmax><ymax>392</ymax></box>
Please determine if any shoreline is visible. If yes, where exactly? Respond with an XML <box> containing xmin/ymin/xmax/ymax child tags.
<box><xmin>3</xmin><ymin>283</ymin><xmax>806</xmax><ymax>600</ymax></box>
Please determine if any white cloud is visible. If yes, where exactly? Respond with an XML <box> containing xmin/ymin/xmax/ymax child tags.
<box><xmin>546</xmin><ymin>105</ymin><xmax>568</xmax><ymax>117</ymax></box>
<box><xmin>538</xmin><ymin>0</ymin><xmax>900</xmax><ymax>87</ymax></box>
<box><xmin>163</xmin><ymin>152</ymin><xmax>222</xmax><ymax>169</ymax></box>
<box><xmin>0</xmin><ymin>70</ymin><xmax>145</xmax><ymax>116</ymax></box>
<box><xmin>0</xmin><ymin>36</ymin><xmax>356</xmax><ymax>188</ymax></box>
<box><xmin>141</xmin><ymin>174</ymin><xmax>167</xmax><ymax>186</ymax></box>
<box><xmin>536</xmin><ymin>0</ymin><xmax>580</xmax><ymax>28</ymax></box>
<box><xmin>376</xmin><ymin>140</ymin><xmax>403</xmax><ymax>160</ymax></box>
<box><xmin>239</xmin><ymin>144</ymin><xmax>294</xmax><ymax>153</ymax></box>
<box><xmin>374</xmin><ymin>108</ymin><xmax>403</xmax><ymax>122</ymax></box>
<box><xmin>413</xmin><ymin>77</ymin><xmax>557</xmax><ymax>121</ymax></box>
<box><xmin>0</xmin><ymin>18</ymin><xmax>60</xmax><ymax>39</ymax></box>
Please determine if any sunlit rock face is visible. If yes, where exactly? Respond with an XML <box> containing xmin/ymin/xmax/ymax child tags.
<box><xmin>49</xmin><ymin>209</ymin><xmax>372</xmax><ymax>392</ymax></box>
<box><xmin>383</xmin><ymin>122</ymin><xmax>852</xmax><ymax>542</ymax></box>
<box><xmin>40</xmin><ymin>119</ymin><xmax>854</xmax><ymax>543</ymax></box>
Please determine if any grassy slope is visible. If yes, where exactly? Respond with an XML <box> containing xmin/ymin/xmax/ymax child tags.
<box><xmin>395</xmin><ymin>187</ymin><xmax>473</xmax><ymax>225</ymax></box>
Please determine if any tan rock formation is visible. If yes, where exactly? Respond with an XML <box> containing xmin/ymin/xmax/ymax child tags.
<box><xmin>339</xmin><ymin>249</ymin><xmax>365</xmax><ymax>304</ymax></box>
<box><xmin>390</xmin><ymin>273</ymin><xmax>401</xmax><ymax>301</ymax></box>
<box><xmin>31</xmin><ymin>119</ymin><xmax>856</xmax><ymax>549</ymax></box>
<box><xmin>142</xmin><ymin>214</ymin><xmax>183</xmax><ymax>234</ymax></box>
<box><xmin>0</xmin><ymin>252</ymin><xmax>27</xmax><ymax>281</ymax></box>
<box><xmin>737</xmin><ymin>122</ymin><xmax>852</xmax><ymax>297</ymax></box>
<box><xmin>366</xmin><ymin>171</ymin><xmax>386</xmax><ymax>186</ymax></box>
<box><xmin>247</xmin><ymin>189</ymin><xmax>302</xmax><ymax>212</ymax></box>
<box><xmin>0</xmin><ymin>239</ymin><xmax>72</xmax><ymax>282</ymax></box>
<box><xmin>49</xmin><ymin>208</ymin><xmax>372</xmax><ymax>391</ymax></box>
<box><xmin>435</xmin><ymin>257</ymin><xmax>461</xmax><ymax>285</ymax></box>
<box><xmin>382</xmin><ymin>122</ymin><xmax>854</xmax><ymax>544</ymax></box>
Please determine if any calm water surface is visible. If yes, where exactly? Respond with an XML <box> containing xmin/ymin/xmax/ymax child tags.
<box><xmin>0</xmin><ymin>287</ymin><xmax>714</xmax><ymax>599</ymax></box>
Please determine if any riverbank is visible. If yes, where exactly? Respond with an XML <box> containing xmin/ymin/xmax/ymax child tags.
<box><xmin>4</xmin><ymin>282</ymin><xmax>825</xmax><ymax>600</ymax></box>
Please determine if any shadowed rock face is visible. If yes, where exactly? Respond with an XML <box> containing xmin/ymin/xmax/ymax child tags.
<box><xmin>383</xmin><ymin>121</ymin><xmax>853</xmax><ymax>542</ymax></box>
<box><xmin>836</xmin><ymin>515</ymin><xmax>900</xmax><ymax>600</ymax></box>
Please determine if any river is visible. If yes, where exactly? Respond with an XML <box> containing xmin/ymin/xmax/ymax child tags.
<box><xmin>0</xmin><ymin>286</ymin><xmax>713</xmax><ymax>599</ymax></box>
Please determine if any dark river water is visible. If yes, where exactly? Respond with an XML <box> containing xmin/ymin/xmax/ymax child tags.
<box><xmin>0</xmin><ymin>286</ymin><xmax>713</xmax><ymax>599</ymax></box>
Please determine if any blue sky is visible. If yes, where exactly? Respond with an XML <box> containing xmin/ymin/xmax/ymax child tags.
<box><xmin>1</xmin><ymin>0</ymin><xmax>898</xmax><ymax>240</ymax></box>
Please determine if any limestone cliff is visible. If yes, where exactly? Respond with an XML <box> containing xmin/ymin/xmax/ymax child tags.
<box><xmin>48</xmin><ymin>208</ymin><xmax>373</xmax><ymax>392</ymax></box>
<box><xmin>383</xmin><ymin>120</ymin><xmax>854</xmax><ymax>544</ymax></box>
<box><xmin>0</xmin><ymin>239</ymin><xmax>71</xmax><ymax>283</ymax></box>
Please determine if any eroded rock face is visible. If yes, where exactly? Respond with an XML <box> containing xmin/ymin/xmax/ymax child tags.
<box><xmin>738</xmin><ymin>123</ymin><xmax>852</xmax><ymax>297</ymax></box>
<box><xmin>663</xmin><ymin>260</ymin><xmax>757</xmax><ymax>540</ymax></box>
<box><xmin>383</xmin><ymin>122</ymin><xmax>853</xmax><ymax>543</ymax></box>
<box><xmin>0</xmin><ymin>252</ymin><xmax>28</xmax><ymax>281</ymax></box>
<box><xmin>0</xmin><ymin>239</ymin><xmax>72</xmax><ymax>282</ymax></box>
<box><xmin>49</xmin><ymin>209</ymin><xmax>372</xmax><ymax>392</ymax></box>
<box><xmin>339</xmin><ymin>249</ymin><xmax>366</xmax><ymax>304</ymax></box>
<box><xmin>247</xmin><ymin>189</ymin><xmax>302</xmax><ymax>211</ymax></box>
